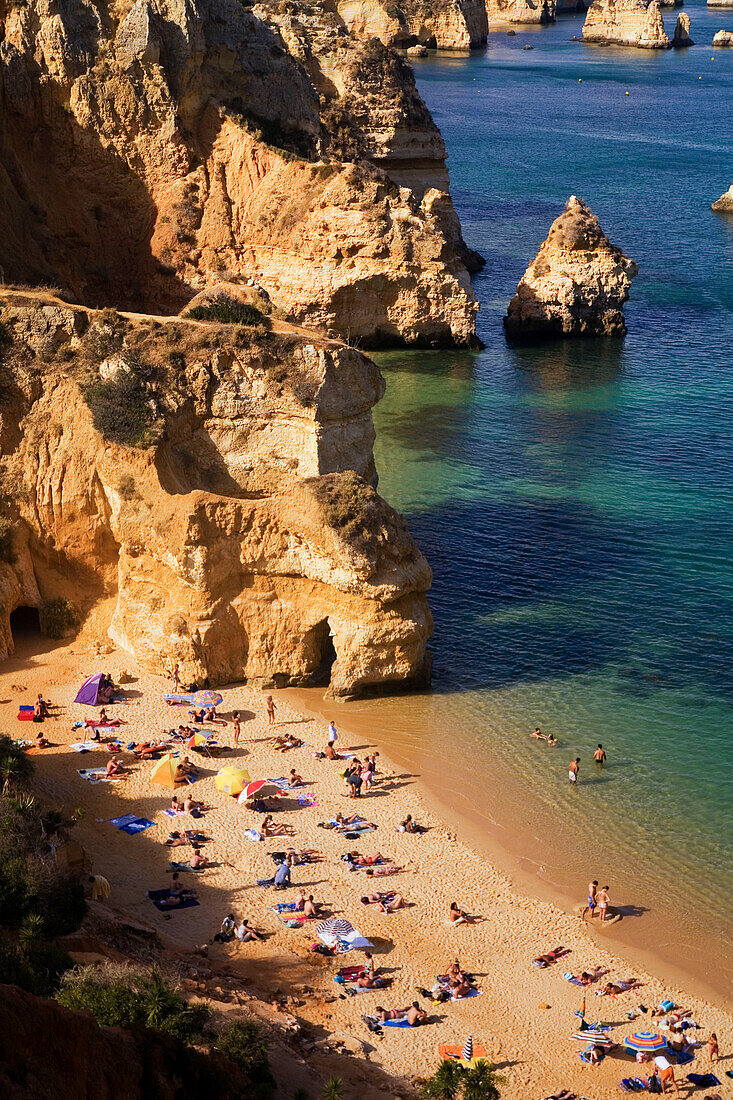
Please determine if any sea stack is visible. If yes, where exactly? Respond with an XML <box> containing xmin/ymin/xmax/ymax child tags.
<box><xmin>712</xmin><ymin>186</ymin><xmax>733</xmax><ymax>212</ymax></box>
<box><xmin>484</xmin><ymin>0</ymin><xmax>557</xmax><ymax>23</ymax></box>
<box><xmin>671</xmin><ymin>12</ymin><xmax>693</xmax><ymax>44</ymax></box>
<box><xmin>504</xmin><ymin>196</ymin><xmax>639</xmax><ymax>340</ymax></box>
<box><xmin>712</xmin><ymin>29</ymin><xmax>733</xmax><ymax>44</ymax></box>
<box><xmin>582</xmin><ymin>0</ymin><xmax>671</xmax><ymax>47</ymax></box>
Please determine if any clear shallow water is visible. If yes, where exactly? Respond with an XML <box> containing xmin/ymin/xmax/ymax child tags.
<box><xmin>351</xmin><ymin>9</ymin><xmax>733</xmax><ymax>995</ymax></box>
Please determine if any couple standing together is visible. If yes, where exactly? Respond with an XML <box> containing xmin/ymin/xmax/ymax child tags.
<box><xmin>586</xmin><ymin>880</ymin><xmax>610</xmax><ymax>922</ymax></box>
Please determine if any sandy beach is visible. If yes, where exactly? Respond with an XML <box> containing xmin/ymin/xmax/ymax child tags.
<box><xmin>3</xmin><ymin>619</ymin><xmax>732</xmax><ymax>1100</ymax></box>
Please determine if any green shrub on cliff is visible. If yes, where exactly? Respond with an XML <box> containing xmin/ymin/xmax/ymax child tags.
<box><xmin>315</xmin><ymin>471</ymin><xmax>384</xmax><ymax>548</ymax></box>
<box><xmin>82</xmin><ymin>368</ymin><xmax>153</xmax><ymax>446</ymax></box>
<box><xmin>186</xmin><ymin>295</ymin><xmax>265</xmax><ymax>327</ymax></box>
<box><xmin>57</xmin><ymin>966</ymin><xmax>210</xmax><ymax>1043</ymax></box>
<box><xmin>39</xmin><ymin>597</ymin><xmax>77</xmax><ymax>639</ymax></box>
<box><xmin>214</xmin><ymin>1019</ymin><xmax>275</xmax><ymax>1099</ymax></box>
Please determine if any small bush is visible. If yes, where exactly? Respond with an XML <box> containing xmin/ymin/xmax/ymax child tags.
<box><xmin>317</xmin><ymin>472</ymin><xmax>382</xmax><ymax>547</ymax></box>
<box><xmin>117</xmin><ymin>474</ymin><xmax>138</xmax><ymax>501</ymax></box>
<box><xmin>39</xmin><ymin>597</ymin><xmax>76</xmax><ymax>639</ymax></box>
<box><xmin>0</xmin><ymin>517</ymin><xmax>16</xmax><ymax>563</ymax></box>
<box><xmin>83</xmin><ymin>369</ymin><xmax>153</xmax><ymax>446</ymax></box>
<box><xmin>214</xmin><ymin>1019</ymin><xmax>275</xmax><ymax>1099</ymax></box>
<box><xmin>0</xmin><ymin>734</ymin><xmax>34</xmax><ymax>792</ymax></box>
<box><xmin>187</xmin><ymin>295</ymin><xmax>265</xmax><ymax>327</ymax></box>
<box><xmin>57</xmin><ymin>967</ymin><xmax>210</xmax><ymax>1043</ymax></box>
<box><xmin>0</xmin><ymin>940</ymin><xmax>73</xmax><ymax>997</ymax></box>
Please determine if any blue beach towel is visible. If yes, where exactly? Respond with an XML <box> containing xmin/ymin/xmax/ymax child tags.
<box><xmin>687</xmin><ymin>1073</ymin><xmax>720</xmax><ymax>1088</ymax></box>
<box><xmin>110</xmin><ymin>814</ymin><xmax>154</xmax><ymax>835</ymax></box>
<box><xmin>384</xmin><ymin>1017</ymin><xmax>412</xmax><ymax>1028</ymax></box>
<box><xmin>147</xmin><ymin>888</ymin><xmax>199</xmax><ymax>911</ymax></box>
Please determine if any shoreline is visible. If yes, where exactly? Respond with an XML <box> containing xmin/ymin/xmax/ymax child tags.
<box><xmin>284</xmin><ymin>685</ymin><xmax>733</xmax><ymax>1013</ymax></box>
<box><xmin>2</xmin><ymin>630</ymin><xmax>732</xmax><ymax>1099</ymax></box>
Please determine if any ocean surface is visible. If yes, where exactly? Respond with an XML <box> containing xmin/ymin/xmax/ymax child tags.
<box><xmin>298</xmin><ymin>5</ymin><xmax>733</xmax><ymax>1001</ymax></box>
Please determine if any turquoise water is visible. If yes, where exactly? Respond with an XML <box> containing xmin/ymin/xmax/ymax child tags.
<box><xmin>366</xmin><ymin>8</ymin><xmax>733</xmax><ymax>994</ymax></box>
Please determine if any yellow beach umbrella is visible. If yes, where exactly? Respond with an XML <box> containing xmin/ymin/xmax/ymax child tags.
<box><xmin>214</xmin><ymin>765</ymin><xmax>250</xmax><ymax>796</ymax></box>
<box><xmin>150</xmin><ymin>753</ymin><xmax>179</xmax><ymax>787</ymax></box>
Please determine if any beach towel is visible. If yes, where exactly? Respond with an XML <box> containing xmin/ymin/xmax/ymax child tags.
<box><xmin>620</xmin><ymin>1079</ymin><xmax>647</xmax><ymax>1092</ymax></box>
<box><xmin>438</xmin><ymin>1044</ymin><xmax>490</xmax><ymax>1064</ymax></box>
<box><xmin>18</xmin><ymin>705</ymin><xmax>34</xmax><ymax>712</ymax></box>
<box><xmin>686</xmin><ymin>1073</ymin><xmax>721</xmax><ymax>1087</ymax></box>
<box><xmin>72</xmin><ymin>742</ymin><xmax>104</xmax><ymax>753</ymax></box>
<box><xmin>147</xmin><ymin>888</ymin><xmax>199</xmax><ymax>911</ymax></box>
<box><xmin>244</xmin><ymin>829</ymin><xmax>263</xmax><ymax>842</ymax></box>
<box><xmin>78</xmin><ymin>768</ymin><xmax>123</xmax><ymax>783</ymax></box>
<box><xmin>384</xmin><ymin>1017</ymin><xmax>413</xmax><ymax>1028</ymax></box>
<box><xmin>168</xmin><ymin>861</ymin><xmax>206</xmax><ymax>873</ymax></box>
<box><xmin>267</xmin><ymin>778</ymin><xmax>291</xmax><ymax>789</ymax></box>
<box><xmin>317</xmin><ymin>928</ymin><xmax>373</xmax><ymax>953</ymax></box>
<box><xmin>16</xmin><ymin>712</ymin><xmax>35</xmax><ymax>721</ymax></box>
<box><xmin>164</xmin><ymin>694</ymin><xmax>192</xmax><ymax>705</ymax></box>
<box><xmin>297</xmin><ymin>792</ymin><xmax>317</xmax><ymax>806</ymax></box>
<box><xmin>564</xmin><ymin>972</ymin><xmax>584</xmax><ymax>987</ymax></box>
<box><xmin>109</xmin><ymin>814</ymin><xmax>154</xmax><ymax>834</ymax></box>
<box><xmin>673</xmin><ymin>1052</ymin><xmax>693</xmax><ymax>1066</ymax></box>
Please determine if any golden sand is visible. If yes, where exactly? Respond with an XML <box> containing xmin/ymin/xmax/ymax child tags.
<box><xmin>2</xmin><ymin>629</ymin><xmax>731</xmax><ymax>1099</ymax></box>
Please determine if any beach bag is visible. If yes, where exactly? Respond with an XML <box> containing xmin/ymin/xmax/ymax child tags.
<box><xmin>648</xmin><ymin>1075</ymin><xmax>661</xmax><ymax>1093</ymax></box>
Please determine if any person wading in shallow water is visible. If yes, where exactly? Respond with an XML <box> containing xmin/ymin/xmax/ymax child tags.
<box><xmin>584</xmin><ymin>879</ymin><xmax>598</xmax><ymax>920</ymax></box>
<box><xmin>569</xmin><ymin>757</ymin><xmax>580</xmax><ymax>784</ymax></box>
<box><xmin>593</xmin><ymin>744</ymin><xmax>607</xmax><ymax>766</ymax></box>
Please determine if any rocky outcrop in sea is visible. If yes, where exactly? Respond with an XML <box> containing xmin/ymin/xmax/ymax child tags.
<box><xmin>503</xmin><ymin>196</ymin><xmax>639</xmax><ymax>340</ymax></box>
<box><xmin>582</xmin><ymin>0</ymin><xmax>672</xmax><ymax>47</ymax></box>
<box><xmin>672</xmin><ymin>11</ymin><xmax>693</xmax><ymax>44</ymax></box>
<box><xmin>712</xmin><ymin>186</ymin><xmax>733</xmax><ymax>212</ymax></box>
<box><xmin>712</xmin><ymin>29</ymin><xmax>733</xmax><ymax>44</ymax></box>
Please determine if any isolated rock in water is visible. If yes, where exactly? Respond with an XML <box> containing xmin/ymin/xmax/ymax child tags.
<box><xmin>504</xmin><ymin>196</ymin><xmax>639</xmax><ymax>340</ymax></box>
<box><xmin>671</xmin><ymin>11</ymin><xmax>693</xmax><ymax>44</ymax></box>
<box><xmin>336</xmin><ymin>0</ymin><xmax>489</xmax><ymax>48</ymax></box>
<box><xmin>583</xmin><ymin>0</ymin><xmax>671</xmax><ymax>47</ymax></box>
<box><xmin>712</xmin><ymin>29</ymin><xmax>733</xmax><ymax>44</ymax></box>
<box><xmin>708</xmin><ymin>0</ymin><xmax>733</xmax><ymax>8</ymax></box>
<box><xmin>485</xmin><ymin>0</ymin><xmax>556</xmax><ymax>23</ymax></box>
<box><xmin>712</xmin><ymin>185</ymin><xmax>733</xmax><ymax>212</ymax></box>
<box><xmin>407</xmin><ymin>43</ymin><xmax>429</xmax><ymax>55</ymax></box>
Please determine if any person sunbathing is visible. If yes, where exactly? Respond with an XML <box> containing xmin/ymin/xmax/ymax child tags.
<box><xmin>182</xmin><ymin>794</ymin><xmax>206</xmax><ymax>815</ymax></box>
<box><xmin>161</xmin><ymin>873</ymin><xmax>197</xmax><ymax>906</ymax></box>
<box><xmin>336</xmin><ymin>813</ymin><xmax>376</xmax><ymax>830</ymax></box>
<box><xmin>135</xmin><ymin>740</ymin><xmax>166</xmax><ymax>759</ymax></box>
<box><xmin>277</xmin><ymin>736</ymin><xmax>302</xmax><ymax>752</ymax></box>
<box><xmin>284</xmin><ymin>847</ymin><xmax>318</xmax><ymax>867</ymax></box>
<box><xmin>34</xmin><ymin>731</ymin><xmax>50</xmax><ymax>748</ymax></box>
<box><xmin>302</xmin><ymin>895</ymin><xmax>320</xmax><ymax>918</ymax></box>
<box><xmin>347</xmin><ymin>851</ymin><xmax>387</xmax><ymax>866</ymax></box>
<box><xmin>449</xmin><ymin>902</ymin><xmax>472</xmax><ymax>924</ymax></box>
<box><xmin>375</xmin><ymin>1006</ymin><xmax>401</xmax><ymax>1022</ymax></box>
<box><xmin>601</xmin><ymin>979</ymin><xmax>639</xmax><ymax>996</ymax></box>
<box><xmin>288</xmin><ymin>769</ymin><xmax>304</xmax><ymax>787</ymax></box>
<box><xmin>448</xmin><ymin>976</ymin><xmax>473</xmax><ymax>998</ymax></box>
<box><xmin>105</xmin><ymin>758</ymin><xmax>125</xmax><ymax>777</ymax></box>
<box><xmin>446</xmin><ymin>960</ymin><xmax>467</xmax><ymax>984</ymax></box>
<box><xmin>189</xmin><ymin>848</ymin><xmax>208</xmax><ymax>868</ymax></box>
<box><xmin>261</xmin><ymin>815</ymin><xmax>293</xmax><ymax>838</ymax></box>
<box><xmin>324</xmin><ymin>742</ymin><xmax>339</xmax><ymax>760</ymax></box>
<box><xmin>364</xmin><ymin>865</ymin><xmax>403</xmax><ymax>877</ymax></box>
<box><xmin>356</xmin><ymin>973</ymin><xmax>388</xmax><ymax>989</ymax></box>
<box><xmin>362</xmin><ymin>892</ymin><xmax>406</xmax><ymax>913</ymax></box>
<box><xmin>399</xmin><ymin>814</ymin><xmax>423</xmax><ymax>833</ymax></box>
<box><xmin>406</xmin><ymin>1002</ymin><xmax>428</xmax><ymax>1026</ymax></box>
<box><xmin>587</xmin><ymin>1044</ymin><xmax>605</xmax><ymax>1064</ymax></box>
<box><xmin>34</xmin><ymin>695</ymin><xmax>49</xmax><ymax>720</ymax></box>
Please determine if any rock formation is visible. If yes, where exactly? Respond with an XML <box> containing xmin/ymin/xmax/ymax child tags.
<box><xmin>671</xmin><ymin>11</ymin><xmax>693</xmax><ymax>43</ymax></box>
<box><xmin>0</xmin><ymin>291</ymin><xmax>432</xmax><ymax>696</ymax></box>
<box><xmin>485</xmin><ymin>0</ymin><xmax>556</xmax><ymax>23</ymax></box>
<box><xmin>335</xmin><ymin>0</ymin><xmax>489</xmax><ymax>49</ymax></box>
<box><xmin>712</xmin><ymin>29</ymin><xmax>733</xmax><ymax>44</ymax></box>
<box><xmin>582</xmin><ymin>0</ymin><xmax>672</xmax><ymax>47</ymax></box>
<box><xmin>504</xmin><ymin>196</ymin><xmax>639</xmax><ymax>340</ymax></box>
<box><xmin>708</xmin><ymin>0</ymin><xmax>733</xmax><ymax>7</ymax></box>
<box><xmin>712</xmin><ymin>185</ymin><xmax>733</xmax><ymax>211</ymax></box>
<box><xmin>0</xmin><ymin>0</ymin><xmax>478</xmax><ymax>347</ymax></box>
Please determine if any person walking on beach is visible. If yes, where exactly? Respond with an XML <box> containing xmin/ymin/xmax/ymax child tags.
<box><xmin>232</xmin><ymin>710</ymin><xmax>241</xmax><ymax>745</ymax></box>
<box><xmin>328</xmin><ymin>721</ymin><xmax>338</xmax><ymax>746</ymax></box>
<box><xmin>172</xmin><ymin>662</ymin><xmax>180</xmax><ymax>692</ymax></box>
<box><xmin>586</xmin><ymin>879</ymin><xmax>598</xmax><ymax>920</ymax></box>
<box><xmin>593</xmin><ymin>744</ymin><xmax>607</xmax><ymax>766</ymax></box>
<box><xmin>708</xmin><ymin>1032</ymin><xmax>719</xmax><ymax>1062</ymax></box>
<box><xmin>597</xmin><ymin>884</ymin><xmax>610</xmax><ymax>923</ymax></box>
<box><xmin>569</xmin><ymin>757</ymin><xmax>580</xmax><ymax>784</ymax></box>
<box><xmin>266</xmin><ymin>696</ymin><xmax>276</xmax><ymax>726</ymax></box>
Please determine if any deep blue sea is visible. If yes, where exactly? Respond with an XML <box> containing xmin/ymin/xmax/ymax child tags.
<box><xmin>330</xmin><ymin>7</ymin><xmax>733</xmax><ymax>996</ymax></box>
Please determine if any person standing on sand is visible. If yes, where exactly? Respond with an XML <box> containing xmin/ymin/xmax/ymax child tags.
<box><xmin>586</xmin><ymin>879</ymin><xmax>598</xmax><ymax>919</ymax></box>
<box><xmin>708</xmin><ymin>1032</ymin><xmax>719</xmax><ymax>1062</ymax></box>
<box><xmin>569</xmin><ymin>758</ymin><xmax>580</xmax><ymax>784</ymax></box>
<box><xmin>232</xmin><ymin>711</ymin><xmax>241</xmax><ymax>745</ymax></box>
<box><xmin>593</xmin><ymin>744</ymin><xmax>607</xmax><ymax>766</ymax></box>
<box><xmin>597</xmin><ymin>884</ymin><xmax>610</xmax><ymax>922</ymax></box>
<box><xmin>328</xmin><ymin>721</ymin><xmax>338</xmax><ymax>746</ymax></box>
<box><xmin>266</xmin><ymin>696</ymin><xmax>276</xmax><ymax>726</ymax></box>
<box><xmin>172</xmin><ymin>662</ymin><xmax>180</xmax><ymax>692</ymax></box>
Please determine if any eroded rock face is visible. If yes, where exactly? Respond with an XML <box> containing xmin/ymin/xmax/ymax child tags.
<box><xmin>485</xmin><ymin>0</ymin><xmax>556</xmax><ymax>24</ymax></box>
<box><xmin>504</xmin><ymin>196</ymin><xmax>638</xmax><ymax>340</ymax></box>
<box><xmin>671</xmin><ymin>11</ymin><xmax>693</xmax><ymax>44</ymax></box>
<box><xmin>0</xmin><ymin>293</ymin><xmax>432</xmax><ymax>696</ymax></box>
<box><xmin>712</xmin><ymin>185</ymin><xmax>733</xmax><ymax>211</ymax></box>
<box><xmin>712</xmin><ymin>29</ymin><xmax>733</xmax><ymax>45</ymax></box>
<box><xmin>583</xmin><ymin>0</ymin><xmax>671</xmax><ymax>47</ymax></box>
<box><xmin>335</xmin><ymin>0</ymin><xmax>489</xmax><ymax>48</ymax></box>
<box><xmin>0</xmin><ymin>0</ymin><xmax>478</xmax><ymax>347</ymax></box>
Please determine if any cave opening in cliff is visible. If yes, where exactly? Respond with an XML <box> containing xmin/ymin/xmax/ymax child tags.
<box><xmin>307</xmin><ymin>619</ymin><xmax>337</xmax><ymax>688</ymax></box>
<box><xmin>9</xmin><ymin>605</ymin><xmax>42</xmax><ymax>644</ymax></box>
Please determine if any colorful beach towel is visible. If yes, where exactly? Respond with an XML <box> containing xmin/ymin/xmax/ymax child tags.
<box><xmin>147</xmin><ymin>887</ymin><xmax>199</xmax><ymax>911</ymax></box>
<box><xmin>78</xmin><ymin>768</ymin><xmax>123</xmax><ymax>783</ymax></box>
<box><xmin>244</xmin><ymin>829</ymin><xmax>263</xmax><ymax>842</ymax></box>
<box><xmin>72</xmin><ymin>741</ymin><xmax>104</xmax><ymax>753</ymax></box>
<box><xmin>296</xmin><ymin>792</ymin><xmax>317</xmax><ymax>806</ymax></box>
<box><xmin>109</xmin><ymin>813</ymin><xmax>154</xmax><ymax>834</ymax></box>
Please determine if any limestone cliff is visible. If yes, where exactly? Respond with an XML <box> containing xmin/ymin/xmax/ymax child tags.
<box><xmin>712</xmin><ymin>185</ymin><xmax>733</xmax><ymax>211</ymax></box>
<box><xmin>0</xmin><ymin>0</ymin><xmax>478</xmax><ymax>347</ymax></box>
<box><xmin>0</xmin><ymin>291</ymin><xmax>432</xmax><ymax>696</ymax></box>
<box><xmin>504</xmin><ymin>196</ymin><xmax>638</xmax><ymax>340</ymax></box>
<box><xmin>334</xmin><ymin>0</ymin><xmax>489</xmax><ymax>49</ymax></box>
<box><xmin>485</xmin><ymin>0</ymin><xmax>557</xmax><ymax>25</ymax></box>
<box><xmin>582</xmin><ymin>0</ymin><xmax>671</xmax><ymax>47</ymax></box>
